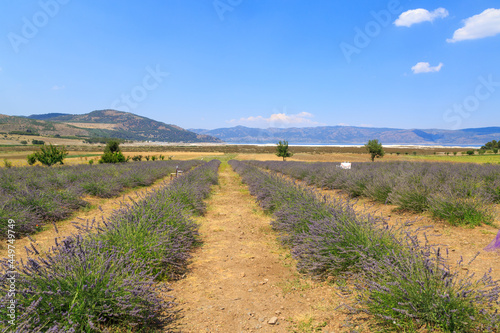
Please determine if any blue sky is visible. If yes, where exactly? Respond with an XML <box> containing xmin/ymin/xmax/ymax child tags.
<box><xmin>1</xmin><ymin>0</ymin><xmax>499</xmax><ymax>130</ymax></box>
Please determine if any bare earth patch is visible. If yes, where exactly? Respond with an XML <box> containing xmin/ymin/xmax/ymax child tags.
<box><xmin>169</xmin><ymin>163</ymin><xmax>364</xmax><ymax>332</ymax></box>
<box><xmin>0</xmin><ymin>175</ymin><xmax>173</xmax><ymax>263</ymax></box>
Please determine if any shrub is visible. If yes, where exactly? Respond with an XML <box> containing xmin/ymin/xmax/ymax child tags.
<box><xmin>31</xmin><ymin>144</ymin><xmax>68</xmax><ymax>166</ymax></box>
<box><xmin>99</xmin><ymin>151</ymin><xmax>126</xmax><ymax>164</ymax></box>
<box><xmin>0</xmin><ymin>236</ymin><xmax>170</xmax><ymax>331</ymax></box>
<box><xmin>0</xmin><ymin>160</ymin><xmax>219</xmax><ymax>331</ymax></box>
<box><xmin>20</xmin><ymin>140</ymin><xmax>28</xmax><ymax>145</ymax></box>
<box><xmin>429</xmin><ymin>195</ymin><xmax>494</xmax><ymax>227</ymax></box>
<box><xmin>132</xmin><ymin>155</ymin><xmax>142</xmax><ymax>161</ymax></box>
<box><xmin>27</xmin><ymin>154</ymin><xmax>37</xmax><ymax>165</ymax></box>
<box><xmin>466</xmin><ymin>150</ymin><xmax>475</xmax><ymax>156</ymax></box>
<box><xmin>32</xmin><ymin>140</ymin><xmax>44</xmax><ymax>145</ymax></box>
<box><xmin>360</xmin><ymin>246</ymin><xmax>500</xmax><ymax>332</ymax></box>
<box><xmin>3</xmin><ymin>159</ymin><xmax>12</xmax><ymax>169</ymax></box>
<box><xmin>231</xmin><ymin>160</ymin><xmax>500</xmax><ymax>332</ymax></box>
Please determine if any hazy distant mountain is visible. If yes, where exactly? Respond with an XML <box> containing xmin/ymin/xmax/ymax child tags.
<box><xmin>189</xmin><ymin>125</ymin><xmax>500</xmax><ymax>145</ymax></box>
<box><xmin>27</xmin><ymin>113</ymin><xmax>70</xmax><ymax>120</ymax></box>
<box><xmin>9</xmin><ymin>109</ymin><xmax>222</xmax><ymax>143</ymax></box>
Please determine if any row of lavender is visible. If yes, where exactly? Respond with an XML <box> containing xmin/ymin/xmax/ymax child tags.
<box><xmin>229</xmin><ymin>160</ymin><xmax>499</xmax><ymax>332</ymax></box>
<box><xmin>0</xmin><ymin>160</ymin><xmax>220</xmax><ymax>332</ymax></box>
<box><xmin>0</xmin><ymin>160</ymin><xmax>203</xmax><ymax>237</ymax></box>
<box><xmin>248</xmin><ymin>160</ymin><xmax>500</xmax><ymax>226</ymax></box>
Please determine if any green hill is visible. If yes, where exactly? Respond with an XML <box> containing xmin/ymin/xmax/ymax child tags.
<box><xmin>20</xmin><ymin>109</ymin><xmax>222</xmax><ymax>143</ymax></box>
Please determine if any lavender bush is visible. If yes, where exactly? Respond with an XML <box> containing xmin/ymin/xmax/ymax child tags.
<box><xmin>0</xmin><ymin>160</ymin><xmax>203</xmax><ymax>238</ymax></box>
<box><xmin>0</xmin><ymin>236</ymin><xmax>171</xmax><ymax>332</ymax></box>
<box><xmin>0</xmin><ymin>160</ymin><xmax>220</xmax><ymax>331</ymax></box>
<box><xmin>230</xmin><ymin>160</ymin><xmax>500</xmax><ymax>332</ymax></box>
<box><xmin>248</xmin><ymin>160</ymin><xmax>499</xmax><ymax>227</ymax></box>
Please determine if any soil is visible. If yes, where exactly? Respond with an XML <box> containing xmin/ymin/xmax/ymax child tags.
<box><xmin>270</xmin><ymin>170</ymin><xmax>500</xmax><ymax>282</ymax></box>
<box><xmin>2</xmin><ymin>158</ymin><xmax>498</xmax><ymax>332</ymax></box>
<box><xmin>0</xmin><ymin>175</ymin><xmax>174</xmax><ymax>263</ymax></box>
<box><xmin>168</xmin><ymin>163</ymin><xmax>364</xmax><ymax>332</ymax></box>
<box><xmin>300</xmin><ymin>186</ymin><xmax>500</xmax><ymax>282</ymax></box>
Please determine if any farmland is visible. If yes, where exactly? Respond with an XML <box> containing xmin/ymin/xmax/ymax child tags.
<box><xmin>0</xmin><ymin>160</ymin><xmax>203</xmax><ymax>238</ymax></box>
<box><xmin>0</xmin><ymin>160</ymin><xmax>220</xmax><ymax>331</ymax></box>
<box><xmin>0</xmin><ymin>149</ymin><xmax>499</xmax><ymax>332</ymax></box>
<box><xmin>247</xmin><ymin>160</ymin><xmax>500</xmax><ymax>226</ymax></box>
<box><xmin>230</xmin><ymin>160</ymin><xmax>500</xmax><ymax>332</ymax></box>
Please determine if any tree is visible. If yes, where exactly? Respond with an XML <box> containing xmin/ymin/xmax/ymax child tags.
<box><xmin>276</xmin><ymin>140</ymin><xmax>293</xmax><ymax>161</ymax></box>
<box><xmin>481</xmin><ymin>140</ymin><xmax>499</xmax><ymax>150</ymax></box>
<box><xmin>365</xmin><ymin>139</ymin><xmax>384</xmax><ymax>162</ymax></box>
<box><xmin>28</xmin><ymin>144</ymin><xmax>68</xmax><ymax>166</ymax></box>
<box><xmin>99</xmin><ymin>140</ymin><xmax>126</xmax><ymax>164</ymax></box>
<box><xmin>104</xmin><ymin>139</ymin><xmax>121</xmax><ymax>153</ymax></box>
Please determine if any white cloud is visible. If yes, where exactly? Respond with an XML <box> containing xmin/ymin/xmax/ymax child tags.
<box><xmin>52</xmin><ymin>85</ymin><xmax>65</xmax><ymax>90</ymax></box>
<box><xmin>227</xmin><ymin>111</ymin><xmax>322</xmax><ymax>128</ymax></box>
<box><xmin>411</xmin><ymin>62</ymin><xmax>443</xmax><ymax>74</ymax></box>
<box><xmin>447</xmin><ymin>8</ymin><xmax>500</xmax><ymax>43</ymax></box>
<box><xmin>338</xmin><ymin>123</ymin><xmax>350</xmax><ymax>126</ymax></box>
<box><xmin>394</xmin><ymin>8</ymin><xmax>449</xmax><ymax>27</ymax></box>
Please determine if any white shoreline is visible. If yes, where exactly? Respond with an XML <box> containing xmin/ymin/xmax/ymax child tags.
<box><xmin>123</xmin><ymin>142</ymin><xmax>482</xmax><ymax>149</ymax></box>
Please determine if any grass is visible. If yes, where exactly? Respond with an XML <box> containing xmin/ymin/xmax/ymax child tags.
<box><xmin>277</xmin><ymin>277</ymin><xmax>313</xmax><ymax>294</ymax></box>
<box><xmin>407</xmin><ymin>154</ymin><xmax>500</xmax><ymax>164</ymax></box>
<box><xmin>290</xmin><ymin>314</ymin><xmax>327</xmax><ymax>333</ymax></box>
<box><xmin>66</xmin><ymin>153</ymin><xmax>102</xmax><ymax>158</ymax></box>
<box><xmin>197</xmin><ymin>153</ymin><xmax>238</xmax><ymax>163</ymax></box>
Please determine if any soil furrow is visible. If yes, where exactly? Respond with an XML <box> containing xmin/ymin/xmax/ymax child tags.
<box><xmin>169</xmin><ymin>163</ymin><xmax>358</xmax><ymax>332</ymax></box>
<box><xmin>0</xmin><ymin>176</ymin><xmax>173</xmax><ymax>263</ymax></box>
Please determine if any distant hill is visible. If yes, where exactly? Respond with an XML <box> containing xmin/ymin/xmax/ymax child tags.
<box><xmin>3</xmin><ymin>110</ymin><xmax>221</xmax><ymax>143</ymax></box>
<box><xmin>0</xmin><ymin>114</ymin><xmax>90</xmax><ymax>137</ymax></box>
<box><xmin>27</xmin><ymin>113</ymin><xmax>71</xmax><ymax>120</ymax></box>
<box><xmin>190</xmin><ymin>125</ymin><xmax>500</xmax><ymax>145</ymax></box>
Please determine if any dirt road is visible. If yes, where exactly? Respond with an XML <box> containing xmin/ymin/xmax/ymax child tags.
<box><xmin>169</xmin><ymin>163</ymin><xmax>358</xmax><ymax>333</ymax></box>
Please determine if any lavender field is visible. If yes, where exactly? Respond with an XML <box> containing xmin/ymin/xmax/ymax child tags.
<box><xmin>0</xmin><ymin>160</ymin><xmax>220</xmax><ymax>331</ymax></box>
<box><xmin>230</xmin><ymin>160</ymin><xmax>500</xmax><ymax>332</ymax></box>
<box><xmin>0</xmin><ymin>160</ymin><xmax>204</xmax><ymax>238</ymax></box>
<box><xmin>248</xmin><ymin>160</ymin><xmax>500</xmax><ymax>227</ymax></box>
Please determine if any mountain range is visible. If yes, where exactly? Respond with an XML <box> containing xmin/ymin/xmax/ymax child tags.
<box><xmin>190</xmin><ymin>125</ymin><xmax>500</xmax><ymax>145</ymax></box>
<box><xmin>0</xmin><ymin>110</ymin><xmax>221</xmax><ymax>143</ymax></box>
<box><xmin>1</xmin><ymin>109</ymin><xmax>498</xmax><ymax>145</ymax></box>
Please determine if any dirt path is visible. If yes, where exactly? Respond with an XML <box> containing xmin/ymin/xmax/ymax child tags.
<box><xmin>0</xmin><ymin>176</ymin><xmax>173</xmax><ymax>263</ymax></box>
<box><xmin>169</xmin><ymin>163</ymin><xmax>362</xmax><ymax>333</ymax></box>
<box><xmin>314</xmin><ymin>189</ymin><xmax>500</xmax><ymax>281</ymax></box>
